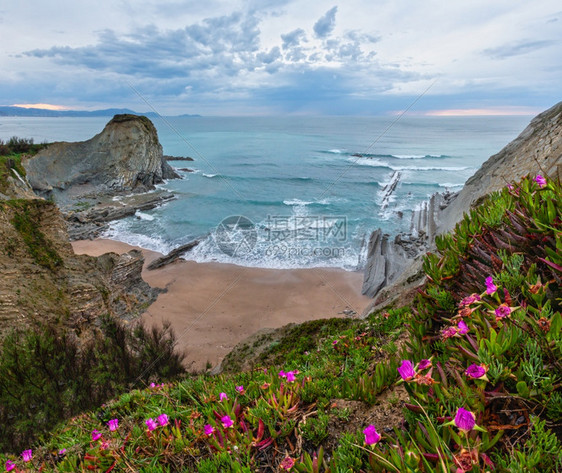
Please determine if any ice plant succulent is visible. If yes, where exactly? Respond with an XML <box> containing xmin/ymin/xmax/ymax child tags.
<box><xmin>204</xmin><ymin>424</ymin><xmax>215</xmax><ymax>435</ymax></box>
<box><xmin>418</xmin><ymin>359</ymin><xmax>432</xmax><ymax>370</ymax></box>
<box><xmin>219</xmin><ymin>392</ymin><xmax>228</xmax><ymax>401</ymax></box>
<box><xmin>108</xmin><ymin>418</ymin><xmax>119</xmax><ymax>431</ymax></box>
<box><xmin>535</xmin><ymin>174</ymin><xmax>547</xmax><ymax>188</ymax></box>
<box><xmin>5</xmin><ymin>460</ymin><xmax>15</xmax><ymax>472</ymax></box>
<box><xmin>235</xmin><ymin>385</ymin><xmax>244</xmax><ymax>394</ymax></box>
<box><xmin>485</xmin><ymin>276</ymin><xmax>497</xmax><ymax>295</ymax></box>
<box><xmin>495</xmin><ymin>304</ymin><xmax>512</xmax><ymax>320</ymax></box>
<box><xmin>22</xmin><ymin>449</ymin><xmax>32</xmax><ymax>462</ymax></box>
<box><xmin>91</xmin><ymin>430</ymin><xmax>102</xmax><ymax>441</ymax></box>
<box><xmin>280</xmin><ymin>456</ymin><xmax>296</xmax><ymax>470</ymax></box>
<box><xmin>158</xmin><ymin>414</ymin><xmax>169</xmax><ymax>426</ymax></box>
<box><xmin>465</xmin><ymin>364</ymin><xmax>487</xmax><ymax>379</ymax></box>
<box><xmin>453</xmin><ymin>408</ymin><xmax>476</xmax><ymax>433</ymax></box>
<box><xmin>398</xmin><ymin>360</ymin><xmax>416</xmax><ymax>381</ymax></box>
<box><xmin>460</xmin><ymin>293</ymin><xmax>481</xmax><ymax>307</ymax></box>
<box><xmin>442</xmin><ymin>326</ymin><xmax>458</xmax><ymax>339</ymax></box>
<box><xmin>457</xmin><ymin>320</ymin><xmax>469</xmax><ymax>335</ymax></box>
<box><xmin>221</xmin><ymin>415</ymin><xmax>234</xmax><ymax>428</ymax></box>
<box><xmin>145</xmin><ymin>418</ymin><xmax>158</xmax><ymax>431</ymax></box>
<box><xmin>363</xmin><ymin>425</ymin><xmax>381</xmax><ymax>445</ymax></box>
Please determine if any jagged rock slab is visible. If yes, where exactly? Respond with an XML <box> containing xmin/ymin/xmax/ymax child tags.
<box><xmin>147</xmin><ymin>239</ymin><xmax>201</xmax><ymax>270</ymax></box>
<box><xmin>65</xmin><ymin>189</ymin><xmax>175</xmax><ymax>240</ymax></box>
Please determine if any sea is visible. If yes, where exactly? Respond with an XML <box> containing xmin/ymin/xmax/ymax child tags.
<box><xmin>0</xmin><ymin>115</ymin><xmax>532</xmax><ymax>270</ymax></box>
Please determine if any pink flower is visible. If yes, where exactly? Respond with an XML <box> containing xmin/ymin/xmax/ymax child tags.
<box><xmin>485</xmin><ymin>276</ymin><xmax>497</xmax><ymax>295</ymax></box>
<box><xmin>332</xmin><ymin>340</ymin><xmax>338</xmax><ymax>346</ymax></box>
<box><xmin>280</xmin><ymin>456</ymin><xmax>296</xmax><ymax>470</ymax></box>
<box><xmin>454</xmin><ymin>408</ymin><xmax>476</xmax><ymax>432</ymax></box>
<box><xmin>363</xmin><ymin>425</ymin><xmax>381</xmax><ymax>445</ymax></box>
<box><xmin>535</xmin><ymin>174</ymin><xmax>547</xmax><ymax>188</ymax></box>
<box><xmin>203</xmin><ymin>424</ymin><xmax>215</xmax><ymax>435</ymax></box>
<box><xmin>22</xmin><ymin>449</ymin><xmax>32</xmax><ymax>462</ymax></box>
<box><xmin>465</xmin><ymin>364</ymin><xmax>487</xmax><ymax>379</ymax></box>
<box><xmin>150</xmin><ymin>382</ymin><xmax>156</xmax><ymax>388</ymax></box>
<box><xmin>286</xmin><ymin>371</ymin><xmax>296</xmax><ymax>383</ymax></box>
<box><xmin>398</xmin><ymin>360</ymin><xmax>416</xmax><ymax>381</ymax></box>
<box><xmin>58</xmin><ymin>448</ymin><xmax>66</xmax><ymax>455</ymax></box>
<box><xmin>418</xmin><ymin>359</ymin><xmax>432</xmax><ymax>370</ymax></box>
<box><xmin>158</xmin><ymin>414</ymin><xmax>169</xmax><ymax>426</ymax></box>
<box><xmin>460</xmin><ymin>293</ymin><xmax>481</xmax><ymax>307</ymax></box>
<box><xmin>145</xmin><ymin>418</ymin><xmax>158</xmax><ymax>431</ymax></box>
<box><xmin>221</xmin><ymin>415</ymin><xmax>234</xmax><ymax>428</ymax></box>
<box><xmin>92</xmin><ymin>429</ymin><xmax>102</xmax><ymax>441</ymax></box>
<box><xmin>5</xmin><ymin>460</ymin><xmax>16</xmax><ymax>472</ymax></box>
<box><xmin>495</xmin><ymin>304</ymin><xmax>512</xmax><ymax>320</ymax></box>
<box><xmin>235</xmin><ymin>385</ymin><xmax>244</xmax><ymax>394</ymax></box>
<box><xmin>279</xmin><ymin>370</ymin><xmax>286</xmax><ymax>378</ymax></box>
<box><xmin>219</xmin><ymin>392</ymin><xmax>228</xmax><ymax>401</ymax></box>
<box><xmin>108</xmin><ymin>418</ymin><xmax>119</xmax><ymax>431</ymax></box>
<box><xmin>100</xmin><ymin>441</ymin><xmax>109</xmax><ymax>450</ymax></box>
<box><xmin>441</xmin><ymin>326</ymin><xmax>458</xmax><ymax>339</ymax></box>
<box><xmin>457</xmin><ymin>320</ymin><xmax>469</xmax><ymax>335</ymax></box>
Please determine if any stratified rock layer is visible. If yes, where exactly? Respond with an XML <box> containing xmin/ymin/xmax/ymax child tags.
<box><xmin>0</xmin><ymin>198</ymin><xmax>160</xmax><ymax>338</ymax></box>
<box><xmin>438</xmin><ymin>101</ymin><xmax>562</xmax><ymax>233</ymax></box>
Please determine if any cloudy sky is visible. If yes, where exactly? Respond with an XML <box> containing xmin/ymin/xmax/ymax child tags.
<box><xmin>1</xmin><ymin>0</ymin><xmax>560</xmax><ymax>115</ymax></box>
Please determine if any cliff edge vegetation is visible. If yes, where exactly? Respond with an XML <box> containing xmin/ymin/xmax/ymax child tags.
<box><xmin>2</xmin><ymin>173</ymin><xmax>559</xmax><ymax>472</ymax></box>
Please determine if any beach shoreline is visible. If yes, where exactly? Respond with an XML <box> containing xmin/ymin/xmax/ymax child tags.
<box><xmin>72</xmin><ymin>238</ymin><xmax>370</xmax><ymax>371</ymax></box>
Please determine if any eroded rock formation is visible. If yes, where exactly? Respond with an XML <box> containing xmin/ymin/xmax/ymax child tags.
<box><xmin>362</xmin><ymin>101</ymin><xmax>562</xmax><ymax>307</ymax></box>
<box><xmin>24</xmin><ymin>114</ymin><xmax>178</xmax><ymax>200</ymax></box>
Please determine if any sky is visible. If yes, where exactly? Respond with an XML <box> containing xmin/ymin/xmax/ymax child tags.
<box><xmin>1</xmin><ymin>0</ymin><xmax>560</xmax><ymax>116</ymax></box>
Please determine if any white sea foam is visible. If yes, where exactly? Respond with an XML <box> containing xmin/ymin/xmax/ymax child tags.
<box><xmin>391</xmin><ymin>154</ymin><xmax>444</xmax><ymax>159</ymax></box>
<box><xmin>135</xmin><ymin>210</ymin><xmax>155</xmax><ymax>221</ymax></box>
<box><xmin>202</xmin><ymin>173</ymin><xmax>217</xmax><ymax>178</ymax></box>
<box><xmin>102</xmin><ymin>222</ymin><xmax>172</xmax><ymax>255</ymax></box>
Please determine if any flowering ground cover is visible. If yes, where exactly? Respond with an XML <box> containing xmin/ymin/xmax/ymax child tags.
<box><xmin>2</xmin><ymin>175</ymin><xmax>560</xmax><ymax>472</ymax></box>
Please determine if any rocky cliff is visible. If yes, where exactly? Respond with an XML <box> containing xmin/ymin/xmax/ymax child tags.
<box><xmin>438</xmin><ymin>101</ymin><xmax>562</xmax><ymax>233</ymax></box>
<box><xmin>362</xmin><ymin>101</ymin><xmax>562</xmax><ymax>309</ymax></box>
<box><xmin>24</xmin><ymin>114</ymin><xmax>179</xmax><ymax>201</ymax></box>
<box><xmin>21</xmin><ymin>114</ymin><xmax>180</xmax><ymax>239</ymax></box>
<box><xmin>0</xmin><ymin>168</ymin><xmax>160</xmax><ymax>339</ymax></box>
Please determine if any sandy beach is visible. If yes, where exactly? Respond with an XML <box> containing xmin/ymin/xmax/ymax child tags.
<box><xmin>72</xmin><ymin>239</ymin><xmax>370</xmax><ymax>370</ymax></box>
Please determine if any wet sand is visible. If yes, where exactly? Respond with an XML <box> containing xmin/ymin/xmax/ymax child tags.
<box><xmin>72</xmin><ymin>239</ymin><xmax>370</xmax><ymax>370</ymax></box>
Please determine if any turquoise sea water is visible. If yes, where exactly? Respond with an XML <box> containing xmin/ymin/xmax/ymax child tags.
<box><xmin>0</xmin><ymin>115</ymin><xmax>531</xmax><ymax>269</ymax></box>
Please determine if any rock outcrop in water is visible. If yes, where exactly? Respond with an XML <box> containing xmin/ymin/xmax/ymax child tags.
<box><xmin>362</xmin><ymin>101</ymin><xmax>562</xmax><ymax>309</ymax></box>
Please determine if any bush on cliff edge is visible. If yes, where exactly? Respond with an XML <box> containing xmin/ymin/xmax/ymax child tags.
<box><xmin>0</xmin><ymin>316</ymin><xmax>185</xmax><ymax>452</ymax></box>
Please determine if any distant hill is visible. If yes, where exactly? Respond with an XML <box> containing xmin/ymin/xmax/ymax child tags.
<box><xmin>0</xmin><ymin>106</ymin><xmax>201</xmax><ymax>118</ymax></box>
